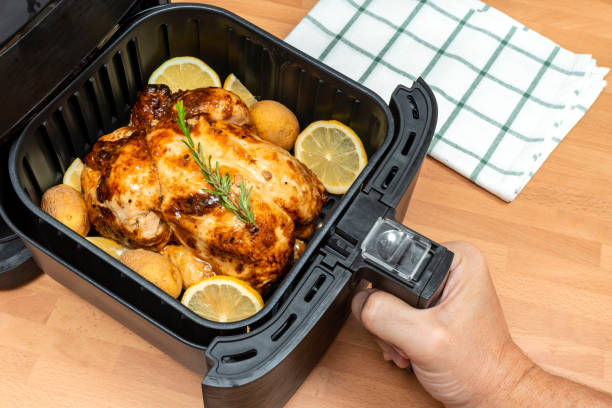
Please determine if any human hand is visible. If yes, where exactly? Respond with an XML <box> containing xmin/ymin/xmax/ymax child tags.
<box><xmin>351</xmin><ymin>241</ymin><xmax>534</xmax><ymax>407</ymax></box>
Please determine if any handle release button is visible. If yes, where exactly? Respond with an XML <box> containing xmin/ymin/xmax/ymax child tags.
<box><xmin>361</xmin><ymin>218</ymin><xmax>431</xmax><ymax>283</ymax></box>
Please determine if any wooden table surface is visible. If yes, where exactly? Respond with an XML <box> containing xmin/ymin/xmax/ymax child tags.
<box><xmin>2</xmin><ymin>1</ymin><xmax>612</xmax><ymax>407</ymax></box>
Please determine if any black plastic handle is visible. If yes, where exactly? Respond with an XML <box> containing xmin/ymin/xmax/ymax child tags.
<box><xmin>362</xmin><ymin>80</ymin><xmax>453</xmax><ymax>308</ymax></box>
<box><xmin>330</xmin><ymin>79</ymin><xmax>453</xmax><ymax>309</ymax></box>
<box><xmin>365</xmin><ymin>79</ymin><xmax>438</xmax><ymax>216</ymax></box>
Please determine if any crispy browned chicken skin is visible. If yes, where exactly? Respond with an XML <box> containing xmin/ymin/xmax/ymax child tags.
<box><xmin>82</xmin><ymin>85</ymin><xmax>326</xmax><ymax>290</ymax></box>
<box><xmin>81</xmin><ymin>127</ymin><xmax>171</xmax><ymax>249</ymax></box>
<box><xmin>130</xmin><ymin>85</ymin><xmax>251</xmax><ymax>130</ymax></box>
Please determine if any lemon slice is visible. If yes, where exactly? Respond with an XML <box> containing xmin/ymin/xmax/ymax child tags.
<box><xmin>62</xmin><ymin>158</ymin><xmax>84</xmax><ymax>193</ymax></box>
<box><xmin>223</xmin><ymin>73</ymin><xmax>257</xmax><ymax>107</ymax></box>
<box><xmin>295</xmin><ymin>120</ymin><xmax>367</xmax><ymax>194</ymax></box>
<box><xmin>86</xmin><ymin>237</ymin><xmax>128</xmax><ymax>259</ymax></box>
<box><xmin>148</xmin><ymin>56</ymin><xmax>221</xmax><ymax>92</ymax></box>
<box><xmin>181</xmin><ymin>276</ymin><xmax>264</xmax><ymax>322</ymax></box>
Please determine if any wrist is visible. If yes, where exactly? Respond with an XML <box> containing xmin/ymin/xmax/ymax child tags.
<box><xmin>475</xmin><ymin>340</ymin><xmax>536</xmax><ymax>408</ymax></box>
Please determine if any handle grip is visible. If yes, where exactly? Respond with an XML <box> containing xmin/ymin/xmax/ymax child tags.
<box><xmin>336</xmin><ymin>79</ymin><xmax>451</xmax><ymax>308</ymax></box>
<box><xmin>363</xmin><ymin>80</ymin><xmax>451</xmax><ymax>308</ymax></box>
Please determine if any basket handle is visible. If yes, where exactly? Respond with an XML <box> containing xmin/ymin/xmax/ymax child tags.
<box><xmin>365</xmin><ymin>79</ymin><xmax>437</xmax><ymax>219</ymax></box>
<box><xmin>362</xmin><ymin>80</ymin><xmax>452</xmax><ymax>308</ymax></box>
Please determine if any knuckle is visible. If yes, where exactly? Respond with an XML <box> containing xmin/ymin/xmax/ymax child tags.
<box><xmin>360</xmin><ymin>291</ymin><xmax>388</xmax><ymax>328</ymax></box>
<box><xmin>459</xmin><ymin>241</ymin><xmax>484</xmax><ymax>258</ymax></box>
<box><xmin>424</xmin><ymin>325</ymin><xmax>449</xmax><ymax>357</ymax></box>
<box><xmin>453</xmin><ymin>241</ymin><xmax>486</xmax><ymax>264</ymax></box>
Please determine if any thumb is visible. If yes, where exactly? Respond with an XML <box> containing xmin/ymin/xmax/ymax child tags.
<box><xmin>351</xmin><ymin>289</ymin><xmax>437</xmax><ymax>359</ymax></box>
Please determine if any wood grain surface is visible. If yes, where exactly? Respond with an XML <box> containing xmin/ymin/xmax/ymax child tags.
<box><xmin>2</xmin><ymin>1</ymin><xmax>611</xmax><ymax>407</ymax></box>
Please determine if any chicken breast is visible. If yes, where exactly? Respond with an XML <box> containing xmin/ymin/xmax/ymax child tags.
<box><xmin>147</xmin><ymin>117</ymin><xmax>296</xmax><ymax>290</ymax></box>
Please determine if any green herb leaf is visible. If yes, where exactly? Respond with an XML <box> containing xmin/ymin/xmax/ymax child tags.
<box><xmin>175</xmin><ymin>100</ymin><xmax>257</xmax><ymax>227</ymax></box>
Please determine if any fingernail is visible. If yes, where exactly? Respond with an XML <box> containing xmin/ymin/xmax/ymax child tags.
<box><xmin>351</xmin><ymin>291</ymin><xmax>369</xmax><ymax>322</ymax></box>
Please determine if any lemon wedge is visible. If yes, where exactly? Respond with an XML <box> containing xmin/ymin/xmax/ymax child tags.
<box><xmin>86</xmin><ymin>237</ymin><xmax>128</xmax><ymax>259</ymax></box>
<box><xmin>181</xmin><ymin>276</ymin><xmax>264</xmax><ymax>322</ymax></box>
<box><xmin>223</xmin><ymin>73</ymin><xmax>257</xmax><ymax>107</ymax></box>
<box><xmin>148</xmin><ymin>56</ymin><xmax>221</xmax><ymax>92</ymax></box>
<box><xmin>295</xmin><ymin>120</ymin><xmax>367</xmax><ymax>194</ymax></box>
<box><xmin>62</xmin><ymin>157</ymin><xmax>84</xmax><ymax>193</ymax></box>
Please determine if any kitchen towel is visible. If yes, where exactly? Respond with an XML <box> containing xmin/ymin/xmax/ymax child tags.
<box><xmin>285</xmin><ymin>0</ymin><xmax>609</xmax><ymax>201</ymax></box>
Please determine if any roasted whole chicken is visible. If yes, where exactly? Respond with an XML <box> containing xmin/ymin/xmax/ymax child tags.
<box><xmin>81</xmin><ymin>85</ymin><xmax>326</xmax><ymax>291</ymax></box>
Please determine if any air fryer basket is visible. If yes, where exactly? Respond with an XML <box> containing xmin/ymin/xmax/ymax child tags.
<box><xmin>4</xmin><ymin>4</ymin><xmax>450</xmax><ymax>407</ymax></box>
<box><xmin>9</xmin><ymin>3</ymin><xmax>394</xmax><ymax>339</ymax></box>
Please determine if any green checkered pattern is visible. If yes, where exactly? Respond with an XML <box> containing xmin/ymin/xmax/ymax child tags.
<box><xmin>286</xmin><ymin>0</ymin><xmax>608</xmax><ymax>201</ymax></box>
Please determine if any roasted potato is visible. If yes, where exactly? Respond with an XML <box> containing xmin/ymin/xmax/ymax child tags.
<box><xmin>40</xmin><ymin>184</ymin><xmax>90</xmax><ymax>236</ymax></box>
<box><xmin>293</xmin><ymin>239</ymin><xmax>306</xmax><ymax>263</ymax></box>
<box><xmin>162</xmin><ymin>245</ymin><xmax>215</xmax><ymax>288</ymax></box>
<box><xmin>119</xmin><ymin>249</ymin><xmax>182</xmax><ymax>298</ymax></box>
<box><xmin>250</xmin><ymin>100</ymin><xmax>300</xmax><ymax>150</ymax></box>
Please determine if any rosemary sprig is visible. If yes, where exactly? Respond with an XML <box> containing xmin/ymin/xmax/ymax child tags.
<box><xmin>175</xmin><ymin>100</ymin><xmax>256</xmax><ymax>227</ymax></box>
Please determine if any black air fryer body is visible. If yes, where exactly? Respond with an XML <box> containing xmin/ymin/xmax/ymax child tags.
<box><xmin>0</xmin><ymin>3</ymin><xmax>452</xmax><ymax>407</ymax></box>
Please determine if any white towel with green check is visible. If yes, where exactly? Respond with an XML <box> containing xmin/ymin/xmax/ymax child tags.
<box><xmin>285</xmin><ymin>0</ymin><xmax>609</xmax><ymax>201</ymax></box>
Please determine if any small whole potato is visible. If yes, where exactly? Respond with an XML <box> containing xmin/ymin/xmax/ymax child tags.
<box><xmin>120</xmin><ymin>249</ymin><xmax>183</xmax><ymax>298</ymax></box>
<box><xmin>293</xmin><ymin>239</ymin><xmax>307</xmax><ymax>263</ymax></box>
<box><xmin>250</xmin><ymin>100</ymin><xmax>300</xmax><ymax>150</ymax></box>
<box><xmin>40</xmin><ymin>184</ymin><xmax>89</xmax><ymax>237</ymax></box>
<box><xmin>162</xmin><ymin>245</ymin><xmax>215</xmax><ymax>288</ymax></box>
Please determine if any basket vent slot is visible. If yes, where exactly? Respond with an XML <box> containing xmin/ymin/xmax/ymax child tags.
<box><xmin>349</xmin><ymin>98</ymin><xmax>361</xmax><ymax>129</ymax></box>
<box><xmin>242</xmin><ymin>36</ymin><xmax>251</xmax><ymax>82</ymax></box>
<box><xmin>127</xmin><ymin>39</ymin><xmax>143</xmax><ymax>89</ymax></box>
<box><xmin>52</xmin><ymin>110</ymin><xmax>75</xmax><ymax>166</ymax></box>
<box><xmin>271</xmin><ymin>313</ymin><xmax>297</xmax><ymax>342</ymax></box>
<box><xmin>331</xmin><ymin>88</ymin><xmax>350</xmax><ymax>124</ymax></box>
<box><xmin>192</xmin><ymin>18</ymin><xmax>201</xmax><ymax>57</ymax></box>
<box><xmin>68</xmin><ymin>94</ymin><xmax>93</xmax><ymax>144</ymax></box>
<box><xmin>160</xmin><ymin>24</ymin><xmax>170</xmax><ymax>59</ymax></box>
<box><xmin>84</xmin><ymin>79</ymin><xmax>105</xmax><ymax>137</ymax></box>
<box><xmin>22</xmin><ymin>156</ymin><xmax>42</xmax><ymax>199</ymax></box>
<box><xmin>256</xmin><ymin>46</ymin><xmax>268</xmax><ymax>99</ymax></box>
<box><xmin>38</xmin><ymin>124</ymin><xmax>64</xmax><ymax>179</ymax></box>
<box><xmin>221</xmin><ymin>349</ymin><xmax>257</xmax><ymax>364</ymax></box>
<box><xmin>100</xmin><ymin>65</ymin><xmax>119</xmax><ymax>121</ymax></box>
<box><xmin>304</xmin><ymin>274</ymin><xmax>327</xmax><ymax>303</ymax></box>
<box><xmin>313</xmin><ymin>79</ymin><xmax>331</xmax><ymax>120</ymax></box>
<box><xmin>382</xmin><ymin>166</ymin><xmax>398</xmax><ymax>190</ymax></box>
<box><xmin>407</xmin><ymin>95</ymin><xmax>419</xmax><ymax>119</ymax></box>
<box><xmin>335</xmin><ymin>227</ymin><xmax>358</xmax><ymax>246</ymax></box>
<box><xmin>112</xmin><ymin>52</ymin><xmax>130</xmax><ymax>106</ymax></box>
<box><xmin>368</xmin><ymin>116</ymin><xmax>382</xmax><ymax>155</ymax></box>
<box><xmin>401</xmin><ymin>132</ymin><xmax>417</xmax><ymax>156</ymax></box>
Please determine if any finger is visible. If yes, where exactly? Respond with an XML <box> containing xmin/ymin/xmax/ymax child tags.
<box><xmin>436</xmin><ymin>241</ymin><xmax>491</xmax><ymax>305</ymax></box>
<box><xmin>388</xmin><ymin>347</ymin><xmax>411</xmax><ymax>369</ymax></box>
<box><xmin>352</xmin><ymin>289</ymin><xmax>435</xmax><ymax>358</ymax></box>
<box><xmin>442</xmin><ymin>241</ymin><xmax>488</xmax><ymax>278</ymax></box>
<box><xmin>374</xmin><ymin>337</ymin><xmax>411</xmax><ymax>368</ymax></box>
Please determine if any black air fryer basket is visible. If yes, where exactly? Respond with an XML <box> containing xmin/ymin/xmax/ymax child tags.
<box><xmin>0</xmin><ymin>3</ymin><xmax>453</xmax><ymax>407</ymax></box>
